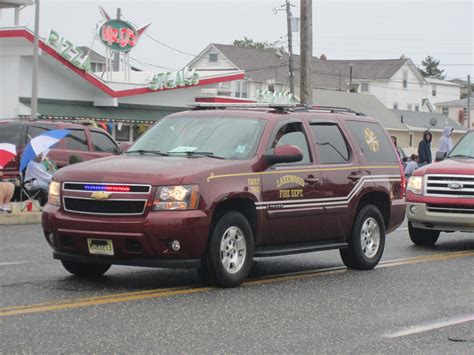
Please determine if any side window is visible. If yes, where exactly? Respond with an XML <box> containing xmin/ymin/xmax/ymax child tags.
<box><xmin>346</xmin><ymin>121</ymin><xmax>398</xmax><ymax>163</ymax></box>
<box><xmin>311</xmin><ymin>123</ymin><xmax>350</xmax><ymax>164</ymax></box>
<box><xmin>90</xmin><ymin>131</ymin><xmax>117</xmax><ymax>153</ymax></box>
<box><xmin>27</xmin><ymin>124</ymin><xmax>58</xmax><ymax>140</ymax></box>
<box><xmin>271</xmin><ymin>122</ymin><xmax>311</xmax><ymax>165</ymax></box>
<box><xmin>63</xmin><ymin>130</ymin><xmax>89</xmax><ymax>152</ymax></box>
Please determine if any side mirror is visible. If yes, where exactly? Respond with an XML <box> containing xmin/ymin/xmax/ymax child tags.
<box><xmin>118</xmin><ymin>142</ymin><xmax>133</xmax><ymax>153</ymax></box>
<box><xmin>435</xmin><ymin>151</ymin><xmax>447</xmax><ymax>162</ymax></box>
<box><xmin>265</xmin><ymin>145</ymin><xmax>303</xmax><ymax>165</ymax></box>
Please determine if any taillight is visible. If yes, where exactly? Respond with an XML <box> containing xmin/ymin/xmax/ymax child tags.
<box><xmin>397</xmin><ymin>156</ymin><xmax>406</xmax><ymax>197</ymax></box>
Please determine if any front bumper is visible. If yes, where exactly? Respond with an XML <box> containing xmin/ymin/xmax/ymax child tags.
<box><xmin>406</xmin><ymin>202</ymin><xmax>474</xmax><ymax>232</ymax></box>
<box><xmin>42</xmin><ymin>205</ymin><xmax>210</xmax><ymax>266</ymax></box>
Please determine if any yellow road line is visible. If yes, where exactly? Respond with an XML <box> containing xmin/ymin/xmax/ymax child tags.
<box><xmin>1</xmin><ymin>250</ymin><xmax>472</xmax><ymax>318</ymax></box>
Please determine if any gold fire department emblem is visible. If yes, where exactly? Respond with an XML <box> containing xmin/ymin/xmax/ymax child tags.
<box><xmin>90</xmin><ymin>191</ymin><xmax>112</xmax><ymax>200</ymax></box>
<box><xmin>364</xmin><ymin>128</ymin><xmax>380</xmax><ymax>152</ymax></box>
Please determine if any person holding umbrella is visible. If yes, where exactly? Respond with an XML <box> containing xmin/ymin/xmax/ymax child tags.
<box><xmin>0</xmin><ymin>143</ymin><xmax>17</xmax><ymax>214</ymax></box>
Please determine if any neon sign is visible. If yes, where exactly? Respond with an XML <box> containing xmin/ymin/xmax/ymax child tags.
<box><xmin>256</xmin><ymin>90</ymin><xmax>297</xmax><ymax>104</ymax></box>
<box><xmin>46</xmin><ymin>29</ymin><xmax>91</xmax><ymax>71</ymax></box>
<box><xmin>148</xmin><ymin>67</ymin><xmax>200</xmax><ymax>91</ymax></box>
<box><xmin>98</xmin><ymin>20</ymin><xmax>139</xmax><ymax>52</ymax></box>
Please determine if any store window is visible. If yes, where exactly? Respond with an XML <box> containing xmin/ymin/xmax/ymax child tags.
<box><xmin>64</xmin><ymin>129</ymin><xmax>89</xmax><ymax>151</ymax></box>
<box><xmin>115</xmin><ymin>124</ymin><xmax>131</xmax><ymax>142</ymax></box>
<box><xmin>133</xmin><ymin>124</ymin><xmax>150</xmax><ymax>141</ymax></box>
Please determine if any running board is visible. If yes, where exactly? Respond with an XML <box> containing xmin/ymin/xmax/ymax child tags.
<box><xmin>254</xmin><ymin>241</ymin><xmax>348</xmax><ymax>257</ymax></box>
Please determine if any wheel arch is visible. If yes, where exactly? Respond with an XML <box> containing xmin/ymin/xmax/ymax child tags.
<box><xmin>211</xmin><ymin>197</ymin><xmax>258</xmax><ymax>239</ymax></box>
<box><xmin>355</xmin><ymin>190</ymin><xmax>391</xmax><ymax>229</ymax></box>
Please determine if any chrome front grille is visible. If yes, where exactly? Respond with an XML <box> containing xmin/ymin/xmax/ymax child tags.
<box><xmin>425</xmin><ymin>174</ymin><xmax>474</xmax><ymax>198</ymax></box>
<box><xmin>427</xmin><ymin>204</ymin><xmax>474</xmax><ymax>214</ymax></box>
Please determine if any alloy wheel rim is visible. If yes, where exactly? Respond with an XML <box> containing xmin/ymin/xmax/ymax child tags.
<box><xmin>360</xmin><ymin>217</ymin><xmax>380</xmax><ymax>258</ymax></box>
<box><xmin>220</xmin><ymin>226</ymin><xmax>247</xmax><ymax>274</ymax></box>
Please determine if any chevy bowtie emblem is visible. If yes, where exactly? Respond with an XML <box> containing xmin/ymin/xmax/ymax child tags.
<box><xmin>448</xmin><ymin>182</ymin><xmax>463</xmax><ymax>190</ymax></box>
<box><xmin>90</xmin><ymin>191</ymin><xmax>112</xmax><ymax>200</ymax></box>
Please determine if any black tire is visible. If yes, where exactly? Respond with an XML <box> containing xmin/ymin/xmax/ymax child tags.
<box><xmin>408</xmin><ymin>222</ymin><xmax>440</xmax><ymax>246</ymax></box>
<box><xmin>340</xmin><ymin>204</ymin><xmax>386</xmax><ymax>270</ymax></box>
<box><xmin>202</xmin><ymin>211</ymin><xmax>254</xmax><ymax>288</ymax></box>
<box><xmin>61</xmin><ymin>260</ymin><xmax>111</xmax><ymax>277</ymax></box>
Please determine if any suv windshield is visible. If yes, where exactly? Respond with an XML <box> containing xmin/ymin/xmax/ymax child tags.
<box><xmin>448</xmin><ymin>131</ymin><xmax>474</xmax><ymax>159</ymax></box>
<box><xmin>129</xmin><ymin>116</ymin><xmax>265</xmax><ymax>160</ymax></box>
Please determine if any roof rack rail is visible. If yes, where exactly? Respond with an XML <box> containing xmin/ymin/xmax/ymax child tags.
<box><xmin>295</xmin><ymin>105</ymin><xmax>365</xmax><ymax>116</ymax></box>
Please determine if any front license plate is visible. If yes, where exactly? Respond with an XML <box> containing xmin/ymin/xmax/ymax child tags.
<box><xmin>87</xmin><ymin>239</ymin><xmax>114</xmax><ymax>256</ymax></box>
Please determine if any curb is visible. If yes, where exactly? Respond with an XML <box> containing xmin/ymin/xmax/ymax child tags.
<box><xmin>0</xmin><ymin>212</ymin><xmax>42</xmax><ymax>225</ymax></box>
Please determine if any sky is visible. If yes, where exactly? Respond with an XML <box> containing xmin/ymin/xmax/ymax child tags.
<box><xmin>1</xmin><ymin>0</ymin><xmax>472</xmax><ymax>79</ymax></box>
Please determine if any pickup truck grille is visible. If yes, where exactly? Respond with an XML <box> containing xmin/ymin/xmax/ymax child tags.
<box><xmin>427</xmin><ymin>204</ymin><xmax>474</xmax><ymax>214</ymax></box>
<box><xmin>425</xmin><ymin>175</ymin><xmax>474</xmax><ymax>198</ymax></box>
<box><xmin>63</xmin><ymin>197</ymin><xmax>147</xmax><ymax>216</ymax></box>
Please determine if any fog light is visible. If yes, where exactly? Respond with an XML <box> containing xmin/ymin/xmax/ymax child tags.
<box><xmin>170</xmin><ymin>240</ymin><xmax>181</xmax><ymax>251</ymax></box>
<box><xmin>409</xmin><ymin>205</ymin><xmax>417</xmax><ymax>215</ymax></box>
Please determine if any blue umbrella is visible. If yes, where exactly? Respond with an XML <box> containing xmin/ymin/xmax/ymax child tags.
<box><xmin>20</xmin><ymin>129</ymin><xmax>70</xmax><ymax>172</ymax></box>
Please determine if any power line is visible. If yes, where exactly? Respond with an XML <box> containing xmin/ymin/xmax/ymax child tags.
<box><xmin>144</xmin><ymin>33</ymin><xmax>197</xmax><ymax>57</ymax></box>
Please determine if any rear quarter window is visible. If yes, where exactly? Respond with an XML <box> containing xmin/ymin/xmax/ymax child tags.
<box><xmin>346</xmin><ymin>121</ymin><xmax>398</xmax><ymax>163</ymax></box>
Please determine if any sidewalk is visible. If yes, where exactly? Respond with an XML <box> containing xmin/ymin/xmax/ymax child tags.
<box><xmin>0</xmin><ymin>202</ymin><xmax>42</xmax><ymax>225</ymax></box>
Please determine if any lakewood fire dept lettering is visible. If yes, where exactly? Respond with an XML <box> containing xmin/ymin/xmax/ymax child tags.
<box><xmin>276</xmin><ymin>175</ymin><xmax>305</xmax><ymax>189</ymax></box>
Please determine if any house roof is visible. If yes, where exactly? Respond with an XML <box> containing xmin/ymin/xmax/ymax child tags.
<box><xmin>435</xmin><ymin>94</ymin><xmax>474</xmax><ymax>107</ymax></box>
<box><xmin>208</xmin><ymin>44</ymin><xmax>411</xmax><ymax>90</ymax></box>
<box><xmin>425</xmin><ymin>77</ymin><xmax>461</xmax><ymax>87</ymax></box>
<box><xmin>313</xmin><ymin>89</ymin><xmax>407</xmax><ymax>130</ymax></box>
<box><xmin>392</xmin><ymin>109</ymin><xmax>466</xmax><ymax>131</ymax></box>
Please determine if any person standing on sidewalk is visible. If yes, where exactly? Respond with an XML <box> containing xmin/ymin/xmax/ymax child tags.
<box><xmin>418</xmin><ymin>130</ymin><xmax>432</xmax><ymax>167</ymax></box>
<box><xmin>0</xmin><ymin>182</ymin><xmax>15</xmax><ymax>214</ymax></box>
<box><xmin>438</xmin><ymin>126</ymin><xmax>454</xmax><ymax>158</ymax></box>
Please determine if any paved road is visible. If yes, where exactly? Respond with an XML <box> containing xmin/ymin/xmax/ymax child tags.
<box><xmin>1</xmin><ymin>223</ymin><xmax>473</xmax><ymax>353</ymax></box>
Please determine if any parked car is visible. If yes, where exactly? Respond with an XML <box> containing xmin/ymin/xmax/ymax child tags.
<box><xmin>0</xmin><ymin>120</ymin><xmax>120</xmax><ymax>187</ymax></box>
<box><xmin>42</xmin><ymin>104</ymin><xmax>406</xmax><ymax>287</ymax></box>
<box><xmin>406</xmin><ymin>130</ymin><xmax>474</xmax><ymax>245</ymax></box>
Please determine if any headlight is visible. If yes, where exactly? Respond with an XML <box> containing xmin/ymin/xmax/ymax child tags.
<box><xmin>153</xmin><ymin>185</ymin><xmax>199</xmax><ymax>211</ymax></box>
<box><xmin>407</xmin><ymin>176</ymin><xmax>423</xmax><ymax>195</ymax></box>
<box><xmin>48</xmin><ymin>181</ymin><xmax>61</xmax><ymax>206</ymax></box>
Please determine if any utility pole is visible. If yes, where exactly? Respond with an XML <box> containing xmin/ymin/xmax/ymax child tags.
<box><xmin>468</xmin><ymin>75</ymin><xmax>471</xmax><ymax>129</ymax></box>
<box><xmin>285</xmin><ymin>0</ymin><xmax>295</xmax><ymax>95</ymax></box>
<box><xmin>300</xmin><ymin>0</ymin><xmax>312</xmax><ymax>105</ymax></box>
<box><xmin>113</xmin><ymin>8</ymin><xmax>121</xmax><ymax>71</ymax></box>
<box><xmin>30</xmin><ymin>0</ymin><xmax>40</xmax><ymax>120</ymax></box>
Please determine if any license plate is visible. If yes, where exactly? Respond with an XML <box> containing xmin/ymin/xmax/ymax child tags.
<box><xmin>87</xmin><ymin>239</ymin><xmax>114</xmax><ymax>256</ymax></box>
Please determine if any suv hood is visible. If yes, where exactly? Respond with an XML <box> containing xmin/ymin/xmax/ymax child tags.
<box><xmin>54</xmin><ymin>155</ymin><xmax>239</xmax><ymax>185</ymax></box>
<box><xmin>417</xmin><ymin>157</ymin><xmax>474</xmax><ymax>176</ymax></box>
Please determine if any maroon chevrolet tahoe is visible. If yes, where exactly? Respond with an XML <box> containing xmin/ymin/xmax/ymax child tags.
<box><xmin>42</xmin><ymin>105</ymin><xmax>406</xmax><ymax>287</ymax></box>
<box><xmin>406</xmin><ymin>130</ymin><xmax>474</xmax><ymax>245</ymax></box>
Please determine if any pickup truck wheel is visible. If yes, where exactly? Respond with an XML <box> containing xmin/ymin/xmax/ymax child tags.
<box><xmin>340</xmin><ymin>205</ymin><xmax>385</xmax><ymax>270</ymax></box>
<box><xmin>408</xmin><ymin>222</ymin><xmax>440</xmax><ymax>246</ymax></box>
<box><xmin>61</xmin><ymin>260</ymin><xmax>111</xmax><ymax>277</ymax></box>
<box><xmin>204</xmin><ymin>211</ymin><xmax>254</xmax><ymax>288</ymax></box>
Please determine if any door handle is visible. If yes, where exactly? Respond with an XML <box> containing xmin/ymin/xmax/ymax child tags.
<box><xmin>347</xmin><ymin>173</ymin><xmax>362</xmax><ymax>181</ymax></box>
<box><xmin>304</xmin><ymin>175</ymin><xmax>320</xmax><ymax>185</ymax></box>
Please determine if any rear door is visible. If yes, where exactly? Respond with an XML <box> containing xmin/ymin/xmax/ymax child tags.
<box><xmin>58</xmin><ymin>128</ymin><xmax>98</xmax><ymax>167</ymax></box>
<box><xmin>261</xmin><ymin>120</ymin><xmax>324</xmax><ymax>245</ymax></box>
<box><xmin>309</xmin><ymin>120</ymin><xmax>359</xmax><ymax>240</ymax></box>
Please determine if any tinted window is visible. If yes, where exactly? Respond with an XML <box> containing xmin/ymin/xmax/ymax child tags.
<box><xmin>27</xmin><ymin>124</ymin><xmax>58</xmax><ymax>140</ymax></box>
<box><xmin>311</xmin><ymin>124</ymin><xmax>350</xmax><ymax>164</ymax></box>
<box><xmin>346</xmin><ymin>121</ymin><xmax>398</xmax><ymax>163</ymax></box>
<box><xmin>90</xmin><ymin>131</ymin><xmax>117</xmax><ymax>152</ymax></box>
<box><xmin>0</xmin><ymin>123</ymin><xmax>23</xmax><ymax>145</ymax></box>
<box><xmin>272</xmin><ymin>122</ymin><xmax>311</xmax><ymax>165</ymax></box>
<box><xmin>63</xmin><ymin>130</ymin><xmax>89</xmax><ymax>151</ymax></box>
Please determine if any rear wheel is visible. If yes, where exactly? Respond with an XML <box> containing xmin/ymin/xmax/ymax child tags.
<box><xmin>61</xmin><ymin>260</ymin><xmax>111</xmax><ymax>277</ymax></box>
<box><xmin>408</xmin><ymin>222</ymin><xmax>440</xmax><ymax>246</ymax></box>
<box><xmin>201</xmin><ymin>211</ymin><xmax>254</xmax><ymax>288</ymax></box>
<box><xmin>340</xmin><ymin>205</ymin><xmax>385</xmax><ymax>270</ymax></box>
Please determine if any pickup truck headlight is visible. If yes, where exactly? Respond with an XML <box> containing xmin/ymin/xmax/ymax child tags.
<box><xmin>153</xmin><ymin>185</ymin><xmax>199</xmax><ymax>211</ymax></box>
<box><xmin>407</xmin><ymin>176</ymin><xmax>423</xmax><ymax>195</ymax></box>
<box><xmin>48</xmin><ymin>181</ymin><xmax>61</xmax><ymax>206</ymax></box>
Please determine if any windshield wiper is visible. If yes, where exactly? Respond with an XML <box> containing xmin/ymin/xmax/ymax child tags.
<box><xmin>449</xmin><ymin>154</ymin><xmax>473</xmax><ymax>159</ymax></box>
<box><xmin>168</xmin><ymin>151</ymin><xmax>225</xmax><ymax>159</ymax></box>
<box><xmin>126</xmin><ymin>150</ymin><xmax>169</xmax><ymax>156</ymax></box>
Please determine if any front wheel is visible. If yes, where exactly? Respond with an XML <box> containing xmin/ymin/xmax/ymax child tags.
<box><xmin>61</xmin><ymin>260</ymin><xmax>111</xmax><ymax>277</ymax></box>
<box><xmin>340</xmin><ymin>205</ymin><xmax>386</xmax><ymax>270</ymax></box>
<box><xmin>408</xmin><ymin>222</ymin><xmax>440</xmax><ymax>246</ymax></box>
<box><xmin>202</xmin><ymin>211</ymin><xmax>254</xmax><ymax>288</ymax></box>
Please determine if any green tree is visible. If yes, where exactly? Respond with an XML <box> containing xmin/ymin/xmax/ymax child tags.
<box><xmin>232</xmin><ymin>37</ymin><xmax>275</xmax><ymax>49</ymax></box>
<box><xmin>419</xmin><ymin>55</ymin><xmax>446</xmax><ymax>79</ymax></box>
